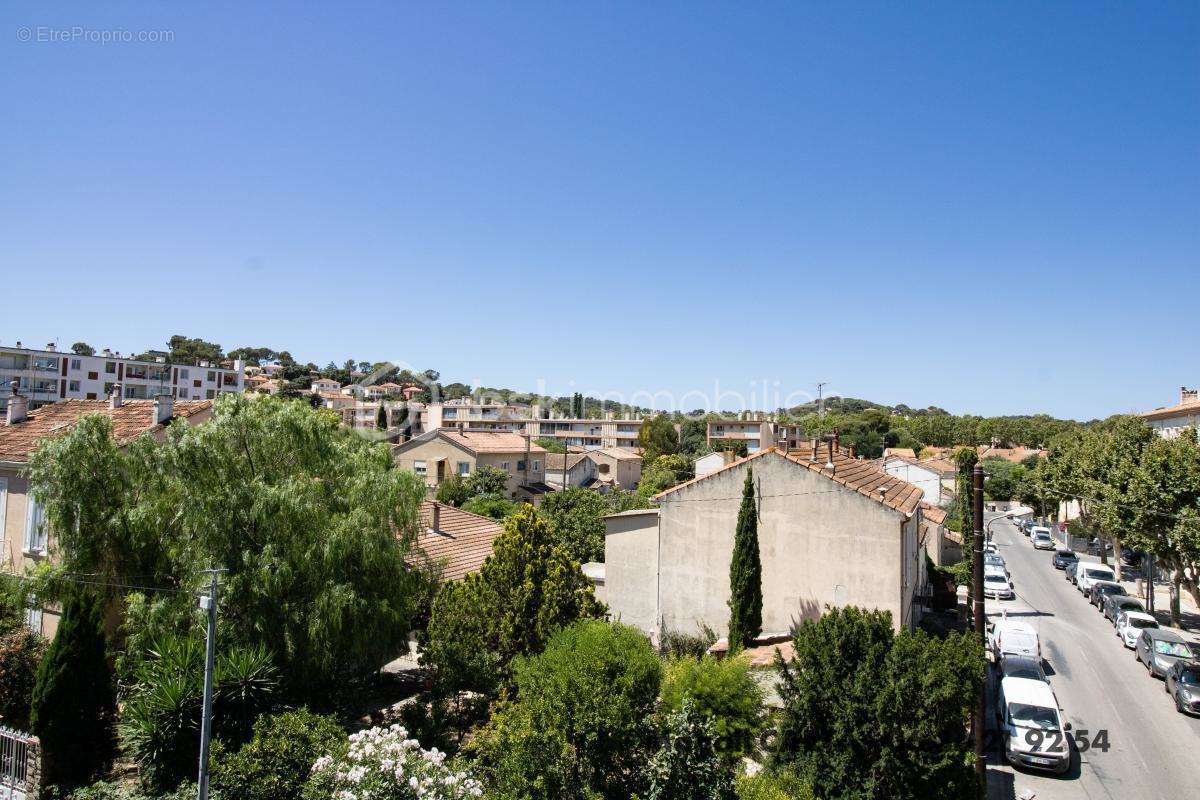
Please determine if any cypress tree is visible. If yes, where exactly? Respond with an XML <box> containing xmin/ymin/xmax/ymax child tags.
<box><xmin>728</xmin><ymin>469</ymin><xmax>763</xmax><ymax>649</ymax></box>
<box><xmin>30</xmin><ymin>590</ymin><xmax>116</xmax><ymax>793</ymax></box>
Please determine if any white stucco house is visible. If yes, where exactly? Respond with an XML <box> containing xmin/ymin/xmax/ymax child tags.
<box><xmin>604</xmin><ymin>443</ymin><xmax>926</xmax><ymax>642</ymax></box>
<box><xmin>881</xmin><ymin>454</ymin><xmax>950</xmax><ymax>507</ymax></box>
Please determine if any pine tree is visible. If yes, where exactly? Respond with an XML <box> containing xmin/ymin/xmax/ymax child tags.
<box><xmin>30</xmin><ymin>590</ymin><xmax>116</xmax><ymax>793</ymax></box>
<box><xmin>376</xmin><ymin>403</ymin><xmax>388</xmax><ymax>430</ymax></box>
<box><xmin>727</xmin><ymin>469</ymin><xmax>762</xmax><ymax>649</ymax></box>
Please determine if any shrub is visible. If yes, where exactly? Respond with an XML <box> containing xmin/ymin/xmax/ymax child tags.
<box><xmin>211</xmin><ymin>709</ymin><xmax>344</xmax><ymax>800</ymax></box>
<box><xmin>772</xmin><ymin>606</ymin><xmax>984</xmax><ymax>800</ymax></box>
<box><xmin>537</xmin><ymin>487</ymin><xmax>611</xmax><ymax>563</ymax></box>
<box><xmin>30</xmin><ymin>591</ymin><xmax>117</xmax><ymax>794</ymax></box>
<box><xmin>121</xmin><ymin>634</ymin><xmax>277</xmax><ymax>792</ymax></box>
<box><xmin>464</xmin><ymin>465</ymin><xmax>510</xmax><ymax>497</ymax></box>
<box><xmin>658</xmin><ymin>624</ymin><xmax>717</xmax><ymax>659</ymax></box>
<box><xmin>470</xmin><ymin>620</ymin><xmax>663</xmax><ymax>800</ymax></box>
<box><xmin>424</xmin><ymin>506</ymin><xmax>603</xmax><ymax>694</ymax></box>
<box><xmin>645</xmin><ymin>699</ymin><xmax>734</xmax><ymax>800</ymax></box>
<box><xmin>435</xmin><ymin>475</ymin><xmax>471</xmax><ymax>507</ymax></box>
<box><xmin>734</xmin><ymin>768</ymin><xmax>814</xmax><ymax>800</ymax></box>
<box><xmin>303</xmin><ymin>723</ymin><xmax>483</xmax><ymax>800</ymax></box>
<box><xmin>461</xmin><ymin>493</ymin><xmax>519</xmax><ymax>521</ymax></box>
<box><xmin>0</xmin><ymin>628</ymin><xmax>46</xmax><ymax>729</ymax></box>
<box><xmin>660</xmin><ymin>655</ymin><xmax>764</xmax><ymax>761</ymax></box>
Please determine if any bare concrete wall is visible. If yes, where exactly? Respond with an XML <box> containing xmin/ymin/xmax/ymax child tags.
<box><xmin>602</xmin><ymin>510</ymin><xmax>659</xmax><ymax>634</ymax></box>
<box><xmin>616</xmin><ymin>452</ymin><xmax>915</xmax><ymax>640</ymax></box>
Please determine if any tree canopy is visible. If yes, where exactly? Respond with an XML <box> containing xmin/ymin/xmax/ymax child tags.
<box><xmin>26</xmin><ymin>394</ymin><xmax>429</xmax><ymax>700</ymax></box>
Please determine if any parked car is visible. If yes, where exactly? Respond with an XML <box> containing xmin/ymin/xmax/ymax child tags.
<box><xmin>1089</xmin><ymin>580</ymin><xmax>1127</xmax><ymax>610</ymax></box>
<box><xmin>1103</xmin><ymin>595</ymin><xmax>1145</xmax><ymax>625</ymax></box>
<box><xmin>984</xmin><ymin>571</ymin><xmax>1015</xmax><ymax>600</ymax></box>
<box><xmin>989</xmin><ymin>619</ymin><xmax>1040</xmax><ymax>660</ymax></box>
<box><xmin>996</xmin><ymin>676</ymin><xmax>1071</xmax><ymax>774</ymax></box>
<box><xmin>999</xmin><ymin>653</ymin><xmax>1048</xmax><ymax>684</ymax></box>
<box><xmin>1020</xmin><ymin>520</ymin><xmax>1036</xmax><ymax>536</ymax></box>
<box><xmin>1136</xmin><ymin>629</ymin><xmax>1198</xmax><ymax>678</ymax></box>
<box><xmin>1052</xmin><ymin>548</ymin><xmax>1078</xmax><ymax>570</ymax></box>
<box><xmin>1075</xmin><ymin>562</ymin><xmax>1116</xmax><ymax>595</ymax></box>
<box><xmin>1165</xmin><ymin>660</ymin><xmax>1200</xmax><ymax>716</ymax></box>
<box><xmin>984</xmin><ymin>540</ymin><xmax>999</xmax><ymax>554</ymax></box>
<box><xmin>1116</xmin><ymin>611</ymin><xmax>1158</xmax><ymax>649</ymax></box>
<box><xmin>1032</xmin><ymin>530</ymin><xmax>1055</xmax><ymax>550</ymax></box>
<box><xmin>985</xmin><ymin>553</ymin><xmax>1007</xmax><ymax>572</ymax></box>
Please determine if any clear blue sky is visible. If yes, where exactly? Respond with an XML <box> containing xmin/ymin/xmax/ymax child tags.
<box><xmin>3</xmin><ymin>2</ymin><xmax>1196</xmax><ymax>420</ymax></box>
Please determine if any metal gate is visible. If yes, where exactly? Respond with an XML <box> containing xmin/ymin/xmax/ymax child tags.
<box><xmin>0</xmin><ymin>726</ymin><xmax>35</xmax><ymax>800</ymax></box>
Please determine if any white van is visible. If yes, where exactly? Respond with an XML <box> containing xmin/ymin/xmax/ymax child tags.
<box><xmin>1031</xmin><ymin>528</ymin><xmax>1055</xmax><ymax>550</ymax></box>
<box><xmin>989</xmin><ymin>618</ymin><xmax>1040</xmax><ymax>660</ymax></box>
<box><xmin>996</xmin><ymin>676</ymin><xmax>1071</xmax><ymax>774</ymax></box>
<box><xmin>1075</xmin><ymin>562</ymin><xmax>1116</xmax><ymax>594</ymax></box>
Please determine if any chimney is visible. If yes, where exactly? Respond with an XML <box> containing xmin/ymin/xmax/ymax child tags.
<box><xmin>848</xmin><ymin>443</ymin><xmax>857</xmax><ymax>459</ymax></box>
<box><xmin>153</xmin><ymin>392</ymin><xmax>174</xmax><ymax>425</ymax></box>
<box><xmin>832</xmin><ymin>427</ymin><xmax>840</xmax><ymax>451</ymax></box>
<box><xmin>1183</xmin><ymin>387</ymin><xmax>1199</xmax><ymax>406</ymax></box>
<box><xmin>825</xmin><ymin>438</ymin><xmax>835</xmax><ymax>472</ymax></box>
<box><xmin>5</xmin><ymin>380</ymin><xmax>28</xmax><ymax>425</ymax></box>
<box><xmin>809</xmin><ymin>437</ymin><xmax>818</xmax><ymax>462</ymax></box>
<box><xmin>45</xmin><ymin>342</ymin><xmax>56</xmax><ymax>352</ymax></box>
<box><xmin>432</xmin><ymin>501</ymin><xmax>441</xmax><ymax>532</ymax></box>
<box><xmin>110</xmin><ymin>383</ymin><xmax>123</xmax><ymax>409</ymax></box>
<box><xmin>458</xmin><ymin>422</ymin><xmax>466</xmax><ymax>435</ymax></box>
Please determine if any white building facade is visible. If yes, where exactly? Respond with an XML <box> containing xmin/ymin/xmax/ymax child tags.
<box><xmin>0</xmin><ymin>342</ymin><xmax>244</xmax><ymax>412</ymax></box>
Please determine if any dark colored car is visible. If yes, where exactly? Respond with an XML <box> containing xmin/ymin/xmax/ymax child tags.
<box><xmin>1089</xmin><ymin>581</ymin><xmax>1127</xmax><ymax>610</ymax></box>
<box><xmin>1165</xmin><ymin>661</ymin><xmax>1200</xmax><ymax>716</ymax></box>
<box><xmin>1087</xmin><ymin>538</ymin><xmax>1114</xmax><ymax>556</ymax></box>
<box><xmin>999</xmin><ymin>654</ymin><xmax>1047</xmax><ymax>684</ymax></box>
<box><xmin>1103</xmin><ymin>594</ymin><xmax>1145</xmax><ymax>624</ymax></box>
<box><xmin>1137</xmin><ymin>629</ymin><xmax>1198</xmax><ymax>678</ymax></box>
<box><xmin>1052</xmin><ymin>548</ymin><xmax>1078</xmax><ymax>570</ymax></box>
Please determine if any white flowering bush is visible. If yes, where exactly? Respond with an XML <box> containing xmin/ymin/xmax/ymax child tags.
<box><xmin>305</xmin><ymin>724</ymin><xmax>484</xmax><ymax>800</ymax></box>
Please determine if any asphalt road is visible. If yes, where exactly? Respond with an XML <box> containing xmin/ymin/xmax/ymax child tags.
<box><xmin>984</xmin><ymin>514</ymin><xmax>1200</xmax><ymax>800</ymax></box>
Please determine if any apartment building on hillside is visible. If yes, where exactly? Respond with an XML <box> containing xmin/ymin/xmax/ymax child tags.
<box><xmin>423</xmin><ymin>400</ymin><xmax>645</xmax><ymax>449</ymax></box>
<box><xmin>707</xmin><ymin>416</ymin><xmax>804</xmax><ymax>453</ymax></box>
<box><xmin>0</xmin><ymin>341</ymin><xmax>244</xmax><ymax>412</ymax></box>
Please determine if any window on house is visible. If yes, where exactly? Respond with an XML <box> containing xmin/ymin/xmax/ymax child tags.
<box><xmin>180</xmin><ymin>369</ymin><xmax>189</xmax><ymax>380</ymax></box>
<box><xmin>87</xmin><ymin>371</ymin><xmax>98</xmax><ymax>380</ymax></box>
<box><xmin>178</xmin><ymin>388</ymin><xmax>188</xmax><ymax>399</ymax></box>
<box><xmin>85</xmin><ymin>392</ymin><xmax>97</xmax><ymax>400</ymax></box>
<box><xmin>24</xmin><ymin>498</ymin><xmax>48</xmax><ymax>554</ymax></box>
<box><xmin>68</xmin><ymin>381</ymin><xmax>80</xmax><ymax>392</ymax></box>
<box><xmin>207</xmin><ymin>371</ymin><xmax>216</xmax><ymax>382</ymax></box>
<box><xmin>517</xmin><ymin>460</ymin><xmax>526</xmax><ymax>472</ymax></box>
<box><xmin>413</xmin><ymin>460</ymin><xmax>428</xmax><ymax>476</ymax></box>
<box><xmin>206</xmin><ymin>389</ymin><xmax>215</xmax><ymax>399</ymax></box>
<box><xmin>457</xmin><ymin>462</ymin><xmax>470</xmax><ymax>477</ymax></box>
<box><xmin>533</xmin><ymin>460</ymin><xmax>541</xmax><ymax>472</ymax></box>
<box><xmin>501</xmin><ymin>461</ymin><xmax>511</xmax><ymax>471</ymax></box>
<box><xmin>70</xmin><ymin>358</ymin><xmax>82</xmax><ymax>370</ymax></box>
<box><xmin>105</xmin><ymin>361</ymin><xmax>116</xmax><ymax>374</ymax></box>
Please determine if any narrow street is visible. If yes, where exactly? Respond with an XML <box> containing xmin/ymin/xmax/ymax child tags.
<box><xmin>985</xmin><ymin>514</ymin><xmax>1200</xmax><ymax>800</ymax></box>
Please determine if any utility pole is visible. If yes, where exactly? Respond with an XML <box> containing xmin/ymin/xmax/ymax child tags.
<box><xmin>972</xmin><ymin>464</ymin><xmax>986</xmax><ymax>794</ymax></box>
<box><xmin>197</xmin><ymin>568</ymin><xmax>225</xmax><ymax>800</ymax></box>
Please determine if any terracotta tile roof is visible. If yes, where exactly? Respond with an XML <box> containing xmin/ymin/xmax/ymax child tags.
<box><xmin>437</xmin><ymin>429</ymin><xmax>547</xmax><ymax>455</ymax></box>
<box><xmin>655</xmin><ymin>445</ymin><xmax>923</xmax><ymax>517</ymax></box>
<box><xmin>546</xmin><ymin>452</ymin><xmax>590</xmax><ymax>471</ymax></box>
<box><xmin>0</xmin><ymin>399</ymin><xmax>213</xmax><ymax>463</ymax></box>
<box><xmin>919</xmin><ymin>457</ymin><xmax>959</xmax><ymax>476</ymax></box>
<box><xmin>406</xmin><ymin>501</ymin><xmax>504</xmax><ymax>581</ymax></box>
<box><xmin>921</xmin><ymin>502</ymin><xmax>948</xmax><ymax>525</ymax></box>
<box><xmin>977</xmin><ymin>446</ymin><xmax>1045</xmax><ymax>463</ymax></box>
<box><xmin>883</xmin><ymin>447</ymin><xmax>917</xmax><ymax>459</ymax></box>
<box><xmin>1141</xmin><ymin>400</ymin><xmax>1200</xmax><ymax>422</ymax></box>
<box><xmin>591</xmin><ymin>447</ymin><xmax>642</xmax><ymax>461</ymax></box>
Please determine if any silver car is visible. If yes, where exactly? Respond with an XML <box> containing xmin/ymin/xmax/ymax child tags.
<box><xmin>1136</xmin><ymin>628</ymin><xmax>1197</xmax><ymax>678</ymax></box>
